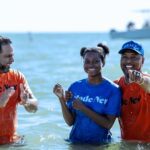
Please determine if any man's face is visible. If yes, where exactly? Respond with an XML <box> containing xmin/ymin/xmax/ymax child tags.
<box><xmin>0</xmin><ymin>44</ymin><xmax>14</xmax><ymax>70</ymax></box>
<box><xmin>120</xmin><ymin>49</ymin><xmax>144</xmax><ymax>78</ymax></box>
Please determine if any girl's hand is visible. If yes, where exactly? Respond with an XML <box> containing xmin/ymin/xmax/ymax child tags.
<box><xmin>53</xmin><ymin>84</ymin><xmax>64</xmax><ymax>99</ymax></box>
<box><xmin>65</xmin><ymin>91</ymin><xmax>72</xmax><ymax>101</ymax></box>
<box><xmin>5</xmin><ymin>86</ymin><xmax>15</xmax><ymax>97</ymax></box>
<box><xmin>73</xmin><ymin>99</ymin><xmax>85</xmax><ymax>111</ymax></box>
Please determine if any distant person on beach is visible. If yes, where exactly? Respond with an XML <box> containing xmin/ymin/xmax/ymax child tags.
<box><xmin>53</xmin><ymin>44</ymin><xmax>121</xmax><ymax>144</ymax></box>
<box><xmin>115</xmin><ymin>41</ymin><xmax>150</xmax><ymax>142</ymax></box>
<box><xmin>0</xmin><ymin>36</ymin><xmax>38</xmax><ymax>145</ymax></box>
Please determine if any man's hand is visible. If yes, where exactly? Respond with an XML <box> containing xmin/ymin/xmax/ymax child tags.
<box><xmin>20</xmin><ymin>83</ymin><xmax>37</xmax><ymax>112</ymax></box>
<box><xmin>128</xmin><ymin>70</ymin><xmax>144</xmax><ymax>84</ymax></box>
<box><xmin>20</xmin><ymin>83</ymin><xmax>30</xmax><ymax>105</ymax></box>
<box><xmin>0</xmin><ymin>87</ymin><xmax>15</xmax><ymax>107</ymax></box>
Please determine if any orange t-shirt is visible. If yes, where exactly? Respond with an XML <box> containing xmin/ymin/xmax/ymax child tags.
<box><xmin>0</xmin><ymin>69</ymin><xmax>26</xmax><ymax>144</ymax></box>
<box><xmin>115</xmin><ymin>75</ymin><xmax>150</xmax><ymax>142</ymax></box>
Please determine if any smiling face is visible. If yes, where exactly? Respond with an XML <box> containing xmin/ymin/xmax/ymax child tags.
<box><xmin>120</xmin><ymin>49</ymin><xmax>144</xmax><ymax>78</ymax></box>
<box><xmin>0</xmin><ymin>44</ymin><xmax>14</xmax><ymax>72</ymax></box>
<box><xmin>83</xmin><ymin>51</ymin><xmax>103</xmax><ymax>78</ymax></box>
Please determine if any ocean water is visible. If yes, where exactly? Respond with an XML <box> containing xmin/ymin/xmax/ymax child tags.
<box><xmin>0</xmin><ymin>32</ymin><xmax>150</xmax><ymax>150</ymax></box>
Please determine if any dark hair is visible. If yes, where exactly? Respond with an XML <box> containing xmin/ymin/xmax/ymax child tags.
<box><xmin>97</xmin><ymin>43</ymin><xmax>109</xmax><ymax>56</ymax></box>
<box><xmin>80</xmin><ymin>43</ymin><xmax>109</xmax><ymax>66</ymax></box>
<box><xmin>0</xmin><ymin>36</ymin><xmax>12</xmax><ymax>53</ymax></box>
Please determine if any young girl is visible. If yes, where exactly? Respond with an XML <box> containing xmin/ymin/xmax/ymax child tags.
<box><xmin>53</xmin><ymin>44</ymin><xmax>121</xmax><ymax>144</ymax></box>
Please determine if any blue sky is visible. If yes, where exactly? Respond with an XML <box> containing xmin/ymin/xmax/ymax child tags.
<box><xmin>0</xmin><ymin>0</ymin><xmax>150</xmax><ymax>32</ymax></box>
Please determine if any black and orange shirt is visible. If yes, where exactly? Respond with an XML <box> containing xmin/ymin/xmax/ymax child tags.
<box><xmin>0</xmin><ymin>69</ymin><xmax>27</xmax><ymax>144</ymax></box>
<box><xmin>115</xmin><ymin>75</ymin><xmax>150</xmax><ymax>142</ymax></box>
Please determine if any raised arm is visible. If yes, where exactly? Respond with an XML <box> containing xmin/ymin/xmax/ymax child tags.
<box><xmin>128</xmin><ymin>70</ymin><xmax>150</xmax><ymax>93</ymax></box>
<box><xmin>53</xmin><ymin>84</ymin><xmax>75</xmax><ymax>126</ymax></box>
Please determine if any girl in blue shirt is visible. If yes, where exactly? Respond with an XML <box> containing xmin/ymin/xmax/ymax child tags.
<box><xmin>53</xmin><ymin>43</ymin><xmax>121</xmax><ymax>144</ymax></box>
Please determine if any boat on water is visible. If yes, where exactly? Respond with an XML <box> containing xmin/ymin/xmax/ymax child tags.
<box><xmin>110</xmin><ymin>9</ymin><xmax>150</xmax><ymax>39</ymax></box>
<box><xmin>110</xmin><ymin>27</ymin><xmax>150</xmax><ymax>39</ymax></box>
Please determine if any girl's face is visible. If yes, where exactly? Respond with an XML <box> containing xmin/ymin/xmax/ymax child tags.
<box><xmin>83</xmin><ymin>51</ymin><xmax>103</xmax><ymax>78</ymax></box>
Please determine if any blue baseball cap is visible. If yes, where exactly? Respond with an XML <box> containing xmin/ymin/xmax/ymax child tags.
<box><xmin>119</xmin><ymin>41</ymin><xmax>144</xmax><ymax>56</ymax></box>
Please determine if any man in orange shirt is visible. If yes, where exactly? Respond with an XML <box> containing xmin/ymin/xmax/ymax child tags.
<box><xmin>0</xmin><ymin>36</ymin><xmax>38</xmax><ymax>145</ymax></box>
<box><xmin>115</xmin><ymin>41</ymin><xmax>150</xmax><ymax>142</ymax></box>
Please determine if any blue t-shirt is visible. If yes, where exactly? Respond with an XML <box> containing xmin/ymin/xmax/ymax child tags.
<box><xmin>66</xmin><ymin>78</ymin><xmax>121</xmax><ymax>144</ymax></box>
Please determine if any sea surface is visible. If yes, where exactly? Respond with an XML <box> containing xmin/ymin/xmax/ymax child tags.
<box><xmin>0</xmin><ymin>32</ymin><xmax>150</xmax><ymax>150</ymax></box>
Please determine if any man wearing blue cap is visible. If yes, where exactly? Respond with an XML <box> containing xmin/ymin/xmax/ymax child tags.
<box><xmin>115</xmin><ymin>41</ymin><xmax>150</xmax><ymax>142</ymax></box>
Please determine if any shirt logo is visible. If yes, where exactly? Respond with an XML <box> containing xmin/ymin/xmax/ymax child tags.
<box><xmin>122</xmin><ymin>96</ymin><xmax>141</xmax><ymax>105</ymax></box>
<box><xmin>74</xmin><ymin>95</ymin><xmax>108</xmax><ymax>104</ymax></box>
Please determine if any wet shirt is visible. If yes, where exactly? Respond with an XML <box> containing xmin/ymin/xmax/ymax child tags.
<box><xmin>0</xmin><ymin>69</ymin><xmax>26</xmax><ymax>144</ymax></box>
<box><xmin>115</xmin><ymin>75</ymin><xmax>150</xmax><ymax>142</ymax></box>
<box><xmin>66</xmin><ymin>78</ymin><xmax>121</xmax><ymax>144</ymax></box>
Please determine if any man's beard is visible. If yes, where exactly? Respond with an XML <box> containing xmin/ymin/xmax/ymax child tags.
<box><xmin>123</xmin><ymin>69</ymin><xmax>130</xmax><ymax>82</ymax></box>
<box><xmin>0</xmin><ymin>64</ymin><xmax>10</xmax><ymax>73</ymax></box>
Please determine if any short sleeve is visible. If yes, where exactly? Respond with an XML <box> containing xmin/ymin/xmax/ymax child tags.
<box><xmin>17</xmin><ymin>71</ymin><xmax>34</xmax><ymax>102</ymax></box>
<box><xmin>104</xmin><ymin>87</ymin><xmax>121</xmax><ymax>116</ymax></box>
